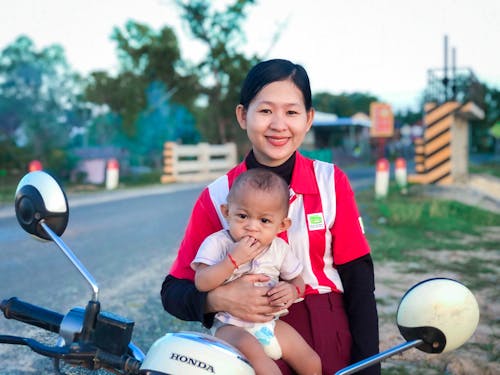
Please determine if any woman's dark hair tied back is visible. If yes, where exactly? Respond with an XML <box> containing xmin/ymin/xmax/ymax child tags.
<box><xmin>239</xmin><ymin>59</ymin><xmax>312</xmax><ymax>110</ymax></box>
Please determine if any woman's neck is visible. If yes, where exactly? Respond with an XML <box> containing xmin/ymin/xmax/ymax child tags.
<box><xmin>245</xmin><ymin>150</ymin><xmax>296</xmax><ymax>185</ymax></box>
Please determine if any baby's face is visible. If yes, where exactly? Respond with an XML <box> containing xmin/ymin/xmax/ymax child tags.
<box><xmin>222</xmin><ymin>189</ymin><xmax>289</xmax><ymax>247</ymax></box>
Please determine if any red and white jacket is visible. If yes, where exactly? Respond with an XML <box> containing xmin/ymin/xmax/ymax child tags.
<box><xmin>169</xmin><ymin>152</ymin><xmax>370</xmax><ymax>296</ymax></box>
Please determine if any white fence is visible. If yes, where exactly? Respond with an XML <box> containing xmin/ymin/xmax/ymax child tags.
<box><xmin>161</xmin><ymin>142</ymin><xmax>238</xmax><ymax>183</ymax></box>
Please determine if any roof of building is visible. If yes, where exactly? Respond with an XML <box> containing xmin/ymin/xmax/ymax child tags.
<box><xmin>313</xmin><ymin>111</ymin><xmax>371</xmax><ymax>128</ymax></box>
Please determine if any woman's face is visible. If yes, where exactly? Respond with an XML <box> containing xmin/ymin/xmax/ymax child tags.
<box><xmin>236</xmin><ymin>79</ymin><xmax>314</xmax><ymax>167</ymax></box>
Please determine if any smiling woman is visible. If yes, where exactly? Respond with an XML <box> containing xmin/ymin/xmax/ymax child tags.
<box><xmin>161</xmin><ymin>58</ymin><xmax>381</xmax><ymax>375</ymax></box>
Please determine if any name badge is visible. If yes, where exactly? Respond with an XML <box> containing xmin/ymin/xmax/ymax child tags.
<box><xmin>307</xmin><ymin>213</ymin><xmax>325</xmax><ymax>231</ymax></box>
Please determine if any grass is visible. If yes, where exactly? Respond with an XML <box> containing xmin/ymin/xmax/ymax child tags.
<box><xmin>357</xmin><ymin>185</ymin><xmax>500</xmax><ymax>263</ymax></box>
<box><xmin>469</xmin><ymin>160</ymin><xmax>500</xmax><ymax>178</ymax></box>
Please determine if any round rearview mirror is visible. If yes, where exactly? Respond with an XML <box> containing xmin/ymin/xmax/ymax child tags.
<box><xmin>397</xmin><ymin>278</ymin><xmax>480</xmax><ymax>354</ymax></box>
<box><xmin>15</xmin><ymin>171</ymin><xmax>69</xmax><ymax>240</ymax></box>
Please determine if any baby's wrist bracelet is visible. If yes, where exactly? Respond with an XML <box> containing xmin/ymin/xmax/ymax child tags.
<box><xmin>227</xmin><ymin>253</ymin><xmax>239</xmax><ymax>269</ymax></box>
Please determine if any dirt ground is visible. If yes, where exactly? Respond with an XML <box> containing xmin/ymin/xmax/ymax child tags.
<box><xmin>374</xmin><ymin>178</ymin><xmax>500</xmax><ymax>374</ymax></box>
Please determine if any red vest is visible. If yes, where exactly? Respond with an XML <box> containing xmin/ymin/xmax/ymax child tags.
<box><xmin>169</xmin><ymin>152</ymin><xmax>370</xmax><ymax>295</ymax></box>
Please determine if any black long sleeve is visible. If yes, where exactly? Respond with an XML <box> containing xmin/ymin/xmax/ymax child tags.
<box><xmin>337</xmin><ymin>254</ymin><xmax>380</xmax><ymax>375</ymax></box>
<box><xmin>161</xmin><ymin>274</ymin><xmax>215</xmax><ymax>328</ymax></box>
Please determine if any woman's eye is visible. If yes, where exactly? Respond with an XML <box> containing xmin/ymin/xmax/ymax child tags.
<box><xmin>259</xmin><ymin>108</ymin><xmax>271</xmax><ymax>114</ymax></box>
<box><xmin>287</xmin><ymin>110</ymin><xmax>299</xmax><ymax>115</ymax></box>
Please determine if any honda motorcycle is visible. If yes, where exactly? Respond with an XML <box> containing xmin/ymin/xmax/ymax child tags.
<box><xmin>0</xmin><ymin>171</ymin><xmax>480</xmax><ymax>374</ymax></box>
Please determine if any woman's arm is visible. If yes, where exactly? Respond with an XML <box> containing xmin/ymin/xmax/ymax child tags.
<box><xmin>337</xmin><ymin>254</ymin><xmax>380</xmax><ymax>375</ymax></box>
<box><xmin>161</xmin><ymin>273</ymin><xmax>285</xmax><ymax>328</ymax></box>
<box><xmin>161</xmin><ymin>274</ymin><xmax>214</xmax><ymax>327</ymax></box>
<box><xmin>332</xmin><ymin>167</ymin><xmax>380</xmax><ymax>374</ymax></box>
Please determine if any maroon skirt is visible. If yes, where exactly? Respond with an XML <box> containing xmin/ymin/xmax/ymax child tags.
<box><xmin>276</xmin><ymin>292</ymin><xmax>352</xmax><ymax>375</ymax></box>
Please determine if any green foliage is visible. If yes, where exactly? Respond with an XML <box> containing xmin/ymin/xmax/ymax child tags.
<box><xmin>135</xmin><ymin>81</ymin><xmax>199</xmax><ymax>167</ymax></box>
<box><xmin>0</xmin><ymin>35</ymin><xmax>84</xmax><ymax>170</ymax></box>
<box><xmin>84</xmin><ymin>21</ymin><xmax>199</xmax><ymax>139</ymax></box>
<box><xmin>357</xmin><ymin>188</ymin><xmax>500</xmax><ymax>261</ymax></box>
<box><xmin>175</xmin><ymin>0</ymin><xmax>260</xmax><ymax>145</ymax></box>
<box><xmin>313</xmin><ymin>92</ymin><xmax>379</xmax><ymax>116</ymax></box>
<box><xmin>469</xmin><ymin>161</ymin><xmax>500</xmax><ymax>178</ymax></box>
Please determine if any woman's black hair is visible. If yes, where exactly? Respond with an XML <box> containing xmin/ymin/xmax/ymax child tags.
<box><xmin>239</xmin><ymin>59</ymin><xmax>312</xmax><ymax>110</ymax></box>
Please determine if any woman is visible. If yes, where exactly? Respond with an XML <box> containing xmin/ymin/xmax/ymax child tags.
<box><xmin>161</xmin><ymin>59</ymin><xmax>380</xmax><ymax>375</ymax></box>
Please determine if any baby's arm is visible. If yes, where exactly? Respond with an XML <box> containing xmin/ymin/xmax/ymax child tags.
<box><xmin>194</xmin><ymin>259</ymin><xmax>237</xmax><ymax>292</ymax></box>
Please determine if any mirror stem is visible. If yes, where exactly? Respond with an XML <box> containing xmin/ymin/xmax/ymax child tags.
<box><xmin>335</xmin><ymin>339</ymin><xmax>423</xmax><ymax>375</ymax></box>
<box><xmin>40</xmin><ymin>221</ymin><xmax>99</xmax><ymax>301</ymax></box>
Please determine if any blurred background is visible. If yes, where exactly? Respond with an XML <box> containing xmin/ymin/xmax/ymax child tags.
<box><xmin>0</xmin><ymin>0</ymin><xmax>499</xmax><ymax>190</ymax></box>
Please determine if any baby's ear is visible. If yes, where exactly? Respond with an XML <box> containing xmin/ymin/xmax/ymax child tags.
<box><xmin>279</xmin><ymin>217</ymin><xmax>292</xmax><ymax>232</ymax></box>
<box><xmin>220</xmin><ymin>204</ymin><xmax>229</xmax><ymax>218</ymax></box>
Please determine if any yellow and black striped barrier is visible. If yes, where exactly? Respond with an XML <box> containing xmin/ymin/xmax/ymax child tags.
<box><xmin>408</xmin><ymin>101</ymin><xmax>484</xmax><ymax>185</ymax></box>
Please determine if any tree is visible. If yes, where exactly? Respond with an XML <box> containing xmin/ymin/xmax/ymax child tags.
<box><xmin>313</xmin><ymin>92</ymin><xmax>379</xmax><ymax>117</ymax></box>
<box><xmin>175</xmin><ymin>0</ymin><xmax>260</xmax><ymax>148</ymax></box>
<box><xmin>135</xmin><ymin>81</ymin><xmax>199</xmax><ymax>168</ymax></box>
<box><xmin>0</xmin><ymin>36</ymin><xmax>84</xmax><ymax>172</ymax></box>
<box><xmin>85</xmin><ymin>21</ymin><xmax>199</xmax><ymax>139</ymax></box>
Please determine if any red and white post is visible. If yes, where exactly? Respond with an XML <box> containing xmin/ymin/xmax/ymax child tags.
<box><xmin>395</xmin><ymin>157</ymin><xmax>408</xmax><ymax>194</ymax></box>
<box><xmin>28</xmin><ymin>160</ymin><xmax>43</xmax><ymax>172</ymax></box>
<box><xmin>105</xmin><ymin>158</ymin><xmax>119</xmax><ymax>190</ymax></box>
<box><xmin>375</xmin><ymin>158</ymin><xmax>390</xmax><ymax>199</ymax></box>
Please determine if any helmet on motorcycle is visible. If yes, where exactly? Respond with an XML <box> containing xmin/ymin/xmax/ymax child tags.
<box><xmin>397</xmin><ymin>278</ymin><xmax>479</xmax><ymax>353</ymax></box>
<box><xmin>139</xmin><ymin>331</ymin><xmax>255</xmax><ymax>375</ymax></box>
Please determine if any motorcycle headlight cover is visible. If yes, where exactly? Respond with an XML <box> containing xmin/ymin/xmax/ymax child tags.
<box><xmin>140</xmin><ymin>331</ymin><xmax>255</xmax><ymax>375</ymax></box>
<box><xmin>397</xmin><ymin>278</ymin><xmax>479</xmax><ymax>353</ymax></box>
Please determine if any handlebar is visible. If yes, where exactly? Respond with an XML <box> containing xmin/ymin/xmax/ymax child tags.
<box><xmin>1</xmin><ymin>297</ymin><xmax>63</xmax><ymax>334</ymax></box>
<box><xmin>1</xmin><ymin>297</ymin><xmax>143</xmax><ymax>374</ymax></box>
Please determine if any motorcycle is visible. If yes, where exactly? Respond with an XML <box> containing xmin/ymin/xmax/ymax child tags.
<box><xmin>1</xmin><ymin>171</ymin><xmax>480</xmax><ymax>374</ymax></box>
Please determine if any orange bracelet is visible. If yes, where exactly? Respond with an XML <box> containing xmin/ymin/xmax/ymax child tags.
<box><xmin>227</xmin><ymin>253</ymin><xmax>238</xmax><ymax>269</ymax></box>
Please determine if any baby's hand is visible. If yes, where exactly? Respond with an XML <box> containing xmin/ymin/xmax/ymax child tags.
<box><xmin>230</xmin><ymin>236</ymin><xmax>265</xmax><ymax>266</ymax></box>
<box><xmin>267</xmin><ymin>281</ymin><xmax>296</xmax><ymax>308</ymax></box>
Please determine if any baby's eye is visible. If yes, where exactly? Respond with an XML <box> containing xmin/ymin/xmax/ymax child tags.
<box><xmin>261</xmin><ymin>218</ymin><xmax>271</xmax><ymax>224</ymax></box>
<box><xmin>237</xmin><ymin>213</ymin><xmax>247</xmax><ymax>219</ymax></box>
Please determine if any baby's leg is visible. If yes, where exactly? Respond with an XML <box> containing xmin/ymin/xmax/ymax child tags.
<box><xmin>215</xmin><ymin>325</ymin><xmax>281</xmax><ymax>375</ymax></box>
<box><xmin>275</xmin><ymin>319</ymin><xmax>322</xmax><ymax>375</ymax></box>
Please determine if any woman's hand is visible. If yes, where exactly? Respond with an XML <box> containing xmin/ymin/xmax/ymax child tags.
<box><xmin>206</xmin><ymin>274</ymin><xmax>283</xmax><ymax>323</ymax></box>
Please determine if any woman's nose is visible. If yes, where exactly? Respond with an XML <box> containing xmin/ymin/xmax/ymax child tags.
<box><xmin>270</xmin><ymin>112</ymin><xmax>287</xmax><ymax>131</ymax></box>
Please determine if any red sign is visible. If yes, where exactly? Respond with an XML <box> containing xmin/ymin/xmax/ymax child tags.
<box><xmin>370</xmin><ymin>102</ymin><xmax>394</xmax><ymax>138</ymax></box>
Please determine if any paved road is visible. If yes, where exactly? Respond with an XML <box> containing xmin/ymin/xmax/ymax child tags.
<box><xmin>0</xmin><ymin>182</ymin><xmax>207</xmax><ymax>374</ymax></box>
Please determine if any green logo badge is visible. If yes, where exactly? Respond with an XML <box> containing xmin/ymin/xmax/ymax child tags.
<box><xmin>307</xmin><ymin>213</ymin><xmax>325</xmax><ymax>230</ymax></box>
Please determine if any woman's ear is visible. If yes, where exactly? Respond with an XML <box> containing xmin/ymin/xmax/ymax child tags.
<box><xmin>305</xmin><ymin>107</ymin><xmax>315</xmax><ymax>133</ymax></box>
<box><xmin>235</xmin><ymin>104</ymin><xmax>247</xmax><ymax>130</ymax></box>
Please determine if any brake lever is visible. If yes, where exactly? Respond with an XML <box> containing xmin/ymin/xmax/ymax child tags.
<box><xmin>0</xmin><ymin>334</ymin><xmax>95</xmax><ymax>362</ymax></box>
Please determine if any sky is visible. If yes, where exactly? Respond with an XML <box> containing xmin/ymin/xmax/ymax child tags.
<box><xmin>1</xmin><ymin>0</ymin><xmax>499</xmax><ymax>111</ymax></box>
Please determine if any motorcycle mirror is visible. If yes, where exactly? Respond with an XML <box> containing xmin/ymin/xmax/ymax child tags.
<box><xmin>15</xmin><ymin>171</ymin><xmax>68</xmax><ymax>240</ymax></box>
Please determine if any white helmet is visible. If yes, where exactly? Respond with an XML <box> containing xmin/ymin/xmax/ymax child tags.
<box><xmin>397</xmin><ymin>278</ymin><xmax>480</xmax><ymax>353</ymax></box>
<box><xmin>139</xmin><ymin>331</ymin><xmax>255</xmax><ymax>374</ymax></box>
